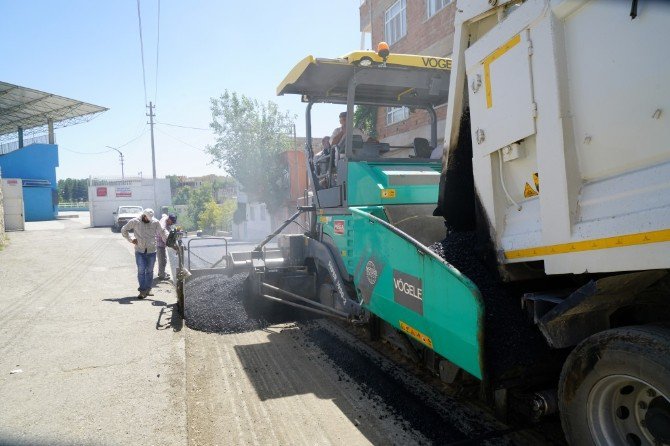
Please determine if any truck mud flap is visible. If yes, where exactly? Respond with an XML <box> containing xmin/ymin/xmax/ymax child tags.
<box><xmin>349</xmin><ymin>206</ymin><xmax>485</xmax><ymax>380</ymax></box>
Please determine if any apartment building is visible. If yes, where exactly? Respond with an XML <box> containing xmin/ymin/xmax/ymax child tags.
<box><xmin>359</xmin><ymin>0</ymin><xmax>456</xmax><ymax>150</ymax></box>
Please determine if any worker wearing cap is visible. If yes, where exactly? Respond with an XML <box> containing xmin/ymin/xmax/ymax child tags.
<box><xmin>156</xmin><ymin>213</ymin><xmax>177</xmax><ymax>280</ymax></box>
<box><xmin>121</xmin><ymin>208</ymin><xmax>169</xmax><ymax>299</ymax></box>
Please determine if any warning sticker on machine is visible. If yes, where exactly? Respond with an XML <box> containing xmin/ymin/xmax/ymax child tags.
<box><xmin>523</xmin><ymin>182</ymin><xmax>538</xmax><ymax>198</ymax></box>
<box><xmin>334</xmin><ymin>220</ymin><xmax>344</xmax><ymax>235</ymax></box>
<box><xmin>400</xmin><ymin>321</ymin><xmax>433</xmax><ymax>348</ymax></box>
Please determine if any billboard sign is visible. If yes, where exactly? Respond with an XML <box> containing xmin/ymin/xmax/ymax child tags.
<box><xmin>115</xmin><ymin>186</ymin><xmax>132</xmax><ymax>198</ymax></box>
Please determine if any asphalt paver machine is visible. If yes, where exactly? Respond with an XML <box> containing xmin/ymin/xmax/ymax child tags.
<box><xmin>240</xmin><ymin>48</ymin><xmax>488</xmax><ymax>379</ymax></box>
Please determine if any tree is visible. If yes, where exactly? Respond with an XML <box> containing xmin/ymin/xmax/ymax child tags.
<box><xmin>57</xmin><ymin>178</ymin><xmax>88</xmax><ymax>202</ymax></box>
<box><xmin>173</xmin><ymin>185</ymin><xmax>192</xmax><ymax>206</ymax></box>
<box><xmin>206</xmin><ymin>90</ymin><xmax>295</xmax><ymax>213</ymax></box>
<box><xmin>199</xmin><ymin>200</ymin><xmax>223</xmax><ymax>235</ymax></box>
<box><xmin>220</xmin><ymin>198</ymin><xmax>237</xmax><ymax>232</ymax></box>
<box><xmin>186</xmin><ymin>183</ymin><xmax>214</xmax><ymax>228</ymax></box>
<box><xmin>354</xmin><ymin>105</ymin><xmax>378</xmax><ymax>139</ymax></box>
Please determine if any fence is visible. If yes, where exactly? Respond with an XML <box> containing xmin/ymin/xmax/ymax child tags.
<box><xmin>58</xmin><ymin>202</ymin><xmax>89</xmax><ymax>212</ymax></box>
<box><xmin>0</xmin><ymin>135</ymin><xmax>53</xmax><ymax>155</ymax></box>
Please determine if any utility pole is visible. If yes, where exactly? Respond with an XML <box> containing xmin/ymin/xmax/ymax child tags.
<box><xmin>147</xmin><ymin>102</ymin><xmax>158</xmax><ymax>211</ymax></box>
<box><xmin>105</xmin><ymin>146</ymin><xmax>125</xmax><ymax>179</ymax></box>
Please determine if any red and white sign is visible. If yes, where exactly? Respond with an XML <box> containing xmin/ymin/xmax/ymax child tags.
<box><xmin>96</xmin><ymin>187</ymin><xmax>107</xmax><ymax>197</ymax></box>
<box><xmin>115</xmin><ymin>186</ymin><xmax>132</xmax><ymax>198</ymax></box>
<box><xmin>334</xmin><ymin>220</ymin><xmax>345</xmax><ymax>235</ymax></box>
<box><xmin>7</xmin><ymin>179</ymin><xmax>18</xmax><ymax>185</ymax></box>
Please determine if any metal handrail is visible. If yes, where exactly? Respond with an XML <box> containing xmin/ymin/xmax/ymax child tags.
<box><xmin>186</xmin><ymin>236</ymin><xmax>229</xmax><ymax>270</ymax></box>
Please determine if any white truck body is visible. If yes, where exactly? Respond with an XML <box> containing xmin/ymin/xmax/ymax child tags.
<box><xmin>88</xmin><ymin>178</ymin><xmax>172</xmax><ymax>227</ymax></box>
<box><xmin>445</xmin><ymin>0</ymin><xmax>670</xmax><ymax>275</ymax></box>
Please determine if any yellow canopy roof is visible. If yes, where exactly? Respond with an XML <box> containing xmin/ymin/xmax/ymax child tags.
<box><xmin>277</xmin><ymin>51</ymin><xmax>451</xmax><ymax>108</ymax></box>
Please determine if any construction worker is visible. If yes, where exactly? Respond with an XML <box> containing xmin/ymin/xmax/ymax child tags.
<box><xmin>156</xmin><ymin>213</ymin><xmax>177</xmax><ymax>280</ymax></box>
<box><xmin>330</xmin><ymin>111</ymin><xmax>367</xmax><ymax>148</ymax></box>
<box><xmin>121</xmin><ymin>208</ymin><xmax>169</xmax><ymax>299</ymax></box>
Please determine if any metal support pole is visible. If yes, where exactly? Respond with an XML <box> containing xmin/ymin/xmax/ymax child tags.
<box><xmin>427</xmin><ymin>107</ymin><xmax>438</xmax><ymax>148</ymax></box>
<box><xmin>147</xmin><ymin>102</ymin><xmax>158</xmax><ymax>211</ymax></box>
<box><xmin>47</xmin><ymin>119</ymin><xmax>54</xmax><ymax>144</ymax></box>
<box><xmin>345</xmin><ymin>76</ymin><xmax>356</xmax><ymax>159</ymax></box>
<box><xmin>105</xmin><ymin>146</ymin><xmax>125</xmax><ymax>180</ymax></box>
<box><xmin>17</xmin><ymin>126</ymin><xmax>23</xmax><ymax>148</ymax></box>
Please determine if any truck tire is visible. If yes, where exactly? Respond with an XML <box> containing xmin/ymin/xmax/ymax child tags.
<box><xmin>558</xmin><ymin>325</ymin><xmax>670</xmax><ymax>446</ymax></box>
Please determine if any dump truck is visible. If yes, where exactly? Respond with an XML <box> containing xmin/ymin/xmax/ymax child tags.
<box><xmin>175</xmin><ymin>1</ymin><xmax>670</xmax><ymax>443</ymax></box>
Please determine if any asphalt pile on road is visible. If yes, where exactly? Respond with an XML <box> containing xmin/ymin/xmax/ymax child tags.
<box><xmin>184</xmin><ymin>273</ymin><xmax>271</xmax><ymax>334</ymax></box>
<box><xmin>429</xmin><ymin>230</ymin><xmax>558</xmax><ymax>381</ymax></box>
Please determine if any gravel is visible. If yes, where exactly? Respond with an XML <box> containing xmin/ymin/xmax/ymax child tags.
<box><xmin>184</xmin><ymin>273</ymin><xmax>271</xmax><ymax>334</ymax></box>
<box><xmin>429</xmin><ymin>230</ymin><xmax>558</xmax><ymax>382</ymax></box>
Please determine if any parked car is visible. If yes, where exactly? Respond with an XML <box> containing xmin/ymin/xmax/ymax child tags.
<box><xmin>111</xmin><ymin>206</ymin><xmax>143</xmax><ymax>232</ymax></box>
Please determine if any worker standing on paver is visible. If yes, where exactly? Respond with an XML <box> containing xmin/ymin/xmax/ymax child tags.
<box><xmin>156</xmin><ymin>213</ymin><xmax>177</xmax><ymax>280</ymax></box>
<box><xmin>121</xmin><ymin>208</ymin><xmax>169</xmax><ymax>298</ymax></box>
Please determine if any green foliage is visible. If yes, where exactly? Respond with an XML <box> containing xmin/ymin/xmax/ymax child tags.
<box><xmin>186</xmin><ymin>183</ymin><xmax>214</xmax><ymax>227</ymax></box>
<box><xmin>354</xmin><ymin>105</ymin><xmax>378</xmax><ymax>139</ymax></box>
<box><xmin>57</xmin><ymin>178</ymin><xmax>88</xmax><ymax>202</ymax></box>
<box><xmin>207</xmin><ymin>90</ymin><xmax>295</xmax><ymax>213</ymax></box>
<box><xmin>166</xmin><ymin>175</ymin><xmax>181</xmax><ymax>195</ymax></box>
<box><xmin>199</xmin><ymin>200</ymin><xmax>223</xmax><ymax>235</ymax></box>
<box><xmin>178</xmin><ymin>213</ymin><xmax>196</xmax><ymax>232</ymax></box>
<box><xmin>220</xmin><ymin>198</ymin><xmax>237</xmax><ymax>232</ymax></box>
<box><xmin>173</xmin><ymin>185</ymin><xmax>192</xmax><ymax>205</ymax></box>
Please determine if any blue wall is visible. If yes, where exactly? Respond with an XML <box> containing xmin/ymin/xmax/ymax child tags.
<box><xmin>0</xmin><ymin>143</ymin><xmax>59</xmax><ymax>221</ymax></box>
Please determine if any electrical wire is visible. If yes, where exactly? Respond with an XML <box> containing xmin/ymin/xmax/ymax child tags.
<box><xmin>156</xmin><ymin>127</ymin><xmax>207</xmax><ymax>152</ymax></box>
<box><xmin>154</xmin><ymin>0</ymin><xmax>161</xmax><ymax>104</ymax></box>
<box><xmin>498</xmin><ymin>149</ymin><xmax>522</xmax><ymax>211</ymax></box>
<box><xmin>136</xmin><ymin>0</ymin><xmax>148</xmax><ymax>106</ymax></box>
<box><xmin>156</xmin><ymin>122</ymin><xmax>210</xmax><ymax>131</ymax></box>
<box><xmin>115</xmin><ymin>125</ymin><xmax>148</xmax><ymax>149</ymax></box>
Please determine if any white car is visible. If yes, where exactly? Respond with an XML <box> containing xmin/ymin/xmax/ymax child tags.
<box><xmin>112</xmin><ymin>206</ymin><xmax>143</xmax><ymax>232</ymax></box>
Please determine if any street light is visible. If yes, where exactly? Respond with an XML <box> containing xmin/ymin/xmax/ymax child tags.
<box><xmin>105</xmin><ymin>146</ymin><xmax>125</xmax><ymax>179</ymax></box>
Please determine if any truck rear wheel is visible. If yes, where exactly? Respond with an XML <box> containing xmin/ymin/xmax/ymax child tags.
<box><xmin>558</xmin><ymin>325</ymin><xmax>670</xmax><ymax>446</ymax></box>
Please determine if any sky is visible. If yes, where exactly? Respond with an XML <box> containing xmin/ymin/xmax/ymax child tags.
<box><xmin>1</xmin><ymin>0</ymin><xmax>366</xmax><ymax>179</ymax></box>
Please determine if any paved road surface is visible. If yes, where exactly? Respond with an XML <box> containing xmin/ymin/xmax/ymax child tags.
<box><xmin>0</xmin><ymin>215</ymin><xmax>566</xmax><ymax>445</ymax></box>
<box><xmin>0</xmin><ymin>213</ymin><xmax>185</xmax><ymax>446</ymax></box>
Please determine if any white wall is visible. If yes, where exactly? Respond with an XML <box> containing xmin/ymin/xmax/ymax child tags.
<box><xmin>88</xmin><ymin>179</ymin><xmax>172</xmax><ymax>227</ymax></box>
<box><xmin>232</xmin><ymin>201</ymin><xmax>272</xmax><ymax>241</ymax></box>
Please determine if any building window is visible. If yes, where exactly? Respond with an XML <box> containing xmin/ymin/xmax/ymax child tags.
<box><xmin>386</xmin><ymin>106</ymin><xmax>409</xmax><ymax>125</ymax></box>
<box><xmin>385</xmin><ymin>0</ymin><xmax>406</xmax><ymax>46</ymax></box>
<box><xmin>260</xmin><ymin>205</ymin><xmax>266</xmax><ymax>221</ymax></box>
<box><xmin>427</xmin><ymin>0</ymin><xmax>450</xmax><ymax>18</ymax></box>
<box><xmin>249</xmin><ymin>205</ymin><xmax>255</xmax><ymax>221</ymax></box>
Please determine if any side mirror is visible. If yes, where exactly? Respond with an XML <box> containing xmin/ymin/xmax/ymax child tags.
<box><xmin>112</xmin><ymin>211</ymin><xmax>117</xmax><ymax>215</ymax></box>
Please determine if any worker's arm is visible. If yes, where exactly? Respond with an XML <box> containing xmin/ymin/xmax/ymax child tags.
<box><xmin>157</xmin><ymin>222</ymin><xmax>169</xmax><ymax>243</ymax></box>
<box><xmin>331</xmin><ymin>127</ymin><xmax>344</xmax><ymax>146</ymax></box>
<box><xmin>121</xmin><ymin>220</ymin><xmax>138</xmax><ymax>244</ymax></box>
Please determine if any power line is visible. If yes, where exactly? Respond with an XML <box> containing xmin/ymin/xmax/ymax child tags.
<box><xmin>136</xmin><ymin>0</ymin><xmax>148</xmax><ymax>106</ymax></box>
<box><xmin>156</xmin><ymin>121</ymin><xmax>210</xmax><ymax>131</ymax></box>
<box><xmin>156</xmin><ymin>127</ymin><xmax>207</xmax><ymax>152</ymax></box>
<box><xmin>154</xmin><ymin>0</ymin><xmax>161</xmax><ymax>104</ymax></box>
<box><xmin>115</xmin><ymin>125</ymin><xmax>148</xmax><ymax>149</ymax></box>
